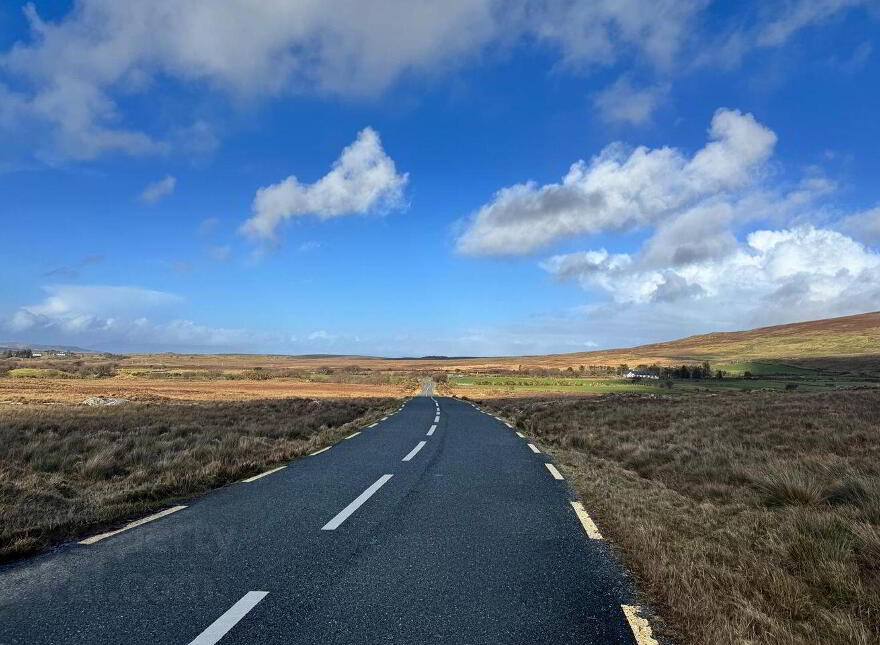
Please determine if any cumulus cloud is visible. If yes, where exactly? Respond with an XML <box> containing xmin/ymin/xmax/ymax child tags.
<box><xmin>240</xmin><ymin>127</ymin><xmax>408</xmax><ymax>241</ymax></box>
<box><xmin>139</xmin><ymin>175</ymin><xmax>176</xmax><ymax>204</ymax></box>
<box><xmin>593</xmin><ymin>77</ymin><xmax>670</xmax><ymax>126</ymax></box>
<box><xmin>543</xmin><ymin>226</ymin><xmax>880</xmax><ymax>327</ymax></box>
<box><xmin>457</xmin><ymin>108</ymin><xmax>776</xmax><ymax>255</ymax></box>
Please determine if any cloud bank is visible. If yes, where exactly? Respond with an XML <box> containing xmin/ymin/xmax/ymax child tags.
<box><xmin>0</xmin><ymin>0</ymin><xmax>869</xmax><ymax>161</ymax></box>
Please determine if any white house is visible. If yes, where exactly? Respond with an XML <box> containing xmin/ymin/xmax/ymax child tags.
<box><xmin>626</xmin><ymin>371</ymin><xmax>659</xmax><ymax>379</ymax></box>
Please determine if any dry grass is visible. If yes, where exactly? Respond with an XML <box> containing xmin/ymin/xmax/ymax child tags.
<box><xmin>0</xmin><ymin>397</ymin><xmax>396</xmax><ymax>561</ymax></box>
<box><xmin>0</xmin><ymin>375</ymin><xmax>412</xmax><ymax>404</ymax></box>
<box><xmin>478</xmin><ymin>390</ymin><xmax>880</xmax><ymax>645</ymax></box>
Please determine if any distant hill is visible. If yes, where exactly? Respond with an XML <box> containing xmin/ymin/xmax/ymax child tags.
<box><xmin>517</xmin><ymin>311</ymin><xmax>880</xmax><ymax>374</ymax></box>
<box><xmin>0</xmin><ymin>342</ymin><xmax>98</xmax><ymax>353</ymax></box>
<box><xmin>118</xmin><ymin>312</ymin><xmax>880</xmax><ymax>375</ymax></box>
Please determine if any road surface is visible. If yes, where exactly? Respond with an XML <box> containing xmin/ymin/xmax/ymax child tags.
<box><xmin>0</xmin><ymin>396</ymin><xmax>649</xmax><ymax>644</ymax></box>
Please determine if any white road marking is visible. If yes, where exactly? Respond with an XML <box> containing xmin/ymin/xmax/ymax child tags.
<box><xmin>544</xmin><ymin>463</ymin><xmax>564</xmax><ymax>480</ymax></box>
<box><xmin>505</xmin><ymin>422</ymin><xmax>513</xmax><ymax>428</ymax></box>
<box><xmin>310</xmin><ymin>446</ymin><xmax>331</xmax><ymax>456</ymax></box>
<box><xmin>515</xmin><ymin>431</ymin><xmax>525</xmax><ymax>438</ymax></box>
<box><xmin>571</xmin><ymin>502</ymin><xmax>603</xmax><ymax>539</ymax></box>
<box><xmin>621</xmin><ymin>605</ymin><xmax>660</xmax><ymax>645</ymax></box>
<box><xmin>402</xmin><ymin>441</ymin><xmax>427</xmax><ymax>462</ymax></box>
<box><xmin>321</xmin><ymin>475</ymin><xmax>393</xmax><ymax>530</ymax></box>
<box><xmin>367</xmin><ymin>422</ymin><xmax>378</xmax><ymax>428</ymax></box>
<box><xmin>427</xmin><ymin>424</ymin><xmax>437</xmax><ymax>436</ymax></box>
<box><xmin>79</xmin><ymin>506</ymin><xmax>187</xmax><ymax>545</ymax></box>
<box><xmin>527</xmin><ymin>443</ymin><xmax>541</xmax><ymax>454</ymax></box>
<box><xmin>241</xmin><ymin>465</ymin><xmax>286</xmax><ymax>482</ymax></box>
<box><xmin>187</xmin><ymin>591</ymin><xmax>268</xmax><ymax>645</ymax></box>
<box><xmin>433</xmin><ymin>415</ymin><xmax>440</xmax><ymax>423</ymax></box>
<box><xmin>382</xmin><ymin>416</ymin><xmax>389</xmax><ymax>421</ymax></box>
<box><xmin>344</xmin><ymin>431</ymin><xmax>361</xmax><ymax>440</ymax></box>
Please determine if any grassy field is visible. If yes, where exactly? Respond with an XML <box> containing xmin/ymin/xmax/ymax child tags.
<box><xmin>478</xmin><ymin>390</ymin><xmax>880</xmax><ymax>645</ymax></box>
<box><xmin>443</xmin><ymin>373</ymin><xmax>880</xmax><ymax>400</ymax></box>
<box><xmin>0</xmin><ymin>397</ymin><xmax>396</xmax><ymax>561</ymax></box>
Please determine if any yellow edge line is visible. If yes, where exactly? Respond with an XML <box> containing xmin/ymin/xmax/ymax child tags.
<box><xmin>570</xmin><ymin>502</ymin><xmax>603</xmax><ymax>539</ymax></box>
<box><xmin>241</xmin><ymin>465</ymin><xmax>287</xmax><ymax>483</ymax></box>
<box><xmin>544</xmin><ymin>463</ymin><xmax>564</xmax><ymax>480</ymax></box>
<box><xmin>621</xmin><ymin>605</ymin><xmax>660</xmax><ymax>645</ymax></box>
<box><xmin>79</xmin><ymin>505</ymin><xmax>187</xmax><ymax>545</ymax></box>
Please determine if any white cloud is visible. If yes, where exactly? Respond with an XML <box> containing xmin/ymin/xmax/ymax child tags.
<box><xmin>138</xmin><ymin>175</ymin><xmax>176</xmax><ymax>204</ymax></box>
<box><xmin>3</xmin><ymin>1</ymin><xmax>868</xmax><ymax>162</ymax></box>
<box><xmin>837</xmin><ymin>206</ymin><xmax>880</xmax><ymax>245</ymax></box>
<box><xmin>543</xmin><ymin>226</ymin><xmax>880</xmax><ymax>328</ymax></box>
<box><xmin>4</xmin><ymin>284</ymin><xmax>284</xmax><ymax>349</ymax></box>
<box><xmin>757</xmin><ymin>0</ymin><xmax>868</xmax><ymax>47</ymax></box>
<box><xmin>529</xmin><ymin>0</ymin><xmax>705</xmax><ymax>71</ymax></box>
<box><xmin>457</xmin><ymin>108</ymin><xmax>776</xmax><ymax>255</ymax></box>
<box><xmin>593</xmin><ymin>77</ymin><xmax>669</xmax><ymax>126</ymax></box>
<box><xmin>240</xmin><ymin>127</ymin><xmax>408</xmax><ymax>241</ymax></box>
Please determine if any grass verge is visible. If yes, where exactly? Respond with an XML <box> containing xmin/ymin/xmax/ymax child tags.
<box><xmin>478</xmin><ymin>390</ymin><xmax>880</xmax><ymax>645</ymax></box>
<box><xmin>0</xmin><ymin>396</ymin><xmax>396</xmax><ymax>561</ymax></box>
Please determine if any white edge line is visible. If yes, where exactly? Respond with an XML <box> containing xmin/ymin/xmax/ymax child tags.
<box><xmin>241</xmin><ymin>465</ymin><xmax>286</xmax><ymax>482</ymax></box>
<box><xmin>527</xmin><ymin>443</ymin><xmax>541</xmax><ymax>454</ymax></box>
<box><xmin>570</xmin><ymin>502</ymin><xmax>603</xmax><ymax>539</ymax></box>
<box><xmin>402</xmin><ymin>440</ymin><xmax>427</xmax><ymax>462</ymax></box>
<box><xmin>321</xmin><ymin>474</ymin><xmax>393</xmax><ymax>530</ymax></box>
<box><xmin>515</xmin><ymin>431</ymin><xmax>525</xmax><ymax>438</ymax></box>
<box><xmin>344</xmin><ymin>431</ymin><xmax>361</xmax><ymax>439</ymax></box>
<box><xmin>427</xmin><ymin>424</ymin><xmax>437</xmax><ymax>436</ymax></box>
<box><xmin>544</xmin><ymin>463</ymin><xmax>564</xmax><ymax>480</ymax></box>
<box><xmin>188</xmin><ymin>591</ymin><xmax>269</xmax><ymax>645</ymax></box>
<box><xmin>621</xmin><ymin>605</ymin><xmax>660</xmax><ymax>645</ymax></box>
<box><xmin>367</xmin><ymin>422</ymin><xmax>378</xmax><ymax>428</ymax></box>
<box><xmin>309</xmin><ymin>446</ymin><xmax>331</xmax><ymax>456</ymax></box>
<box><xmin>79</xmin><ymin>505</ymin><xmax>187</xmax><ymax>544</ymax></box>
<box><xmin>381</xmin><ymin>416</ymin><xmax>389</xmax><ymax>421</ymax></box>
<box><xmin>505</xmin><ymin>422</ymin><xmax>513</xmax><ymax>428</ymax></box>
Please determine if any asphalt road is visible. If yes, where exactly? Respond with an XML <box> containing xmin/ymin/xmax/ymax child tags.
<box><xmin>0</xmin><ymin>396</ymin><xmax>648</xmax><ymax>645</ymax></box>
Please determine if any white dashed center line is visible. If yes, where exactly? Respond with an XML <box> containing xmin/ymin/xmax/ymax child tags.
<box><xmin>427</xmin><ymin>424</ymin><xmax>437</xmax><ymax>436</ymax></box>
<box><xmin>527</xmin><ymin>443</ymin><xmax>541</xmax><ymax>454</ymax></box>
<box><xmin>544</xmin><ymin>463</ymin><xmax>564</xmax><ymax>480</ymax></box>
<box><xmin>309</xmin><ymin>446</ymin><xmax>331</xmax><ymax>456</ymax></box>
<box><xmin>434</xmin><ymin>415</ymin><xmax>440</xmax><ymax>423</ymax></box>
<box><xmin>367</xmin><ymin>422</ymin><xmax>378</xmax><ymax>428</ymax></box>
<box><xmin>344</xmin><ymin>431</ymin><xmax>361</xmax><ymax>440</ymax></box>
<box><xmin>321</xmin><ymin>474</ymin><xmax>394</xmax><ymax>530</ymax></box>
<box><xmin>187</xmin><ymin>591</ymin><xmax>268</xmax><ymax>645</ymax></box>
<box><xmin>402</xmin><ymin>441</ymin><xmax>427</xmax><ymax>462</ymax></box>
<box><xmin>515</xmin><ymin>431</ymin><xmax>525</xmax><ymax>438</ymax></box>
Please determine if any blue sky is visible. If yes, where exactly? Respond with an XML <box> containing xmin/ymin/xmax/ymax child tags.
<box><xmin>1</xmin><ymin>1</ymin><xmax>879</xmax><ymax>355</ymax></box>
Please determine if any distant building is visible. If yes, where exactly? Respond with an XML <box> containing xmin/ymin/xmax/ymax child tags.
<box><xmin>626</xmin><ymin>371</ymin><xmax>659</xmax><ymax>379</ymax></box>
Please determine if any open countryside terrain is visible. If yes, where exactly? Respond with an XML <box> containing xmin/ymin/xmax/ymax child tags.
<box><xmin>2</xmin><ymin>311</ymin><xmax>880</xmax><ymax>644</ymax></box>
